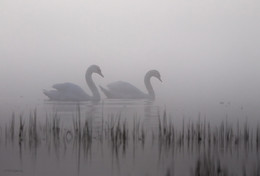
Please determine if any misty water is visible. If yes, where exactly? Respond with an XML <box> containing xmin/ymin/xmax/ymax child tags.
<box><xmin>1</xmin><ymin>0</ymin><xmax>259</xmax><ymax>175</ymax></box>
<box><xmin>0</xmin><ymin>97</ymin><xmax>259</xmax><ymax>176</ymax></box>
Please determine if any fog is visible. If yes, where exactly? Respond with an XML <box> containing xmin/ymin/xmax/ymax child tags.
<box><xmin>0</xmin><ymin>0</ymin><xmax>259</xmax><ymax>108</ymax></box>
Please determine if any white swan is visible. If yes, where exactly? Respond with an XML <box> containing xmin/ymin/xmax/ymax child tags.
<box><xmin>99</xmin><ymin>70</ymin><xmax>162</xmax><ymax>100</ymax></box>
<box><xmin>43</xmin><ymin>65</ymin><xmax>104</xmax><ymax>101</ymax></box>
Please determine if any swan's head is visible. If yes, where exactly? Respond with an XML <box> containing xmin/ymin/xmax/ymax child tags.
<box><xmin>88</xmin><ymin>65</ymin><xmax>104</xmax><ymax>78</ymax></box>
<box><xmin>149</xmin><ymin>70</ymin><xmax>162</xmax><ymax>82</ymax></box>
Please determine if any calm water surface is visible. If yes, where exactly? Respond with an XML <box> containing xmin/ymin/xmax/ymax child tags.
<box><xmin>0</xmin><ymin>97</ymin><xmax>259</xmax><ymax>176</ymax></box>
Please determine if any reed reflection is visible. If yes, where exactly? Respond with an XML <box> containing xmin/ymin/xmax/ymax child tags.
<box><xmin>1</xmin><ymin>102</ymin><xmax>260</xmax><ymax>176</ymax></box>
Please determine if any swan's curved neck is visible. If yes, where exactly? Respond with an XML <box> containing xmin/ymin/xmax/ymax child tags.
<box><xmin>144</xmin><ymin>73</ymin><xmax>155</xmax><ymax>100</ymax></box>
<box><xmin>85</xmin><ymin>70</ymin><xmax>100</xmax><ymax>100</ymax></box>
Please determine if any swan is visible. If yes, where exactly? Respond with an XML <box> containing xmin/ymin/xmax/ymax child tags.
<box><xmin>99</xmin><ymin>70</ymin><xmax>162</xmax><ymax>100</ymax></box>
<box><xmin>43</xmin><ymin>65</ymin><xmax>104</xmax><ymax>101</ymax></box>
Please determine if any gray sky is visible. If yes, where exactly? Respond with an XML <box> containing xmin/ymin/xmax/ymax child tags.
<box><xmin>0</xmin><ymin>0</ymin><xmax>259</xmax><ymax>107</ymax></box>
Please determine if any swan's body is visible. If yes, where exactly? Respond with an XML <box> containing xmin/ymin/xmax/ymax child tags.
<box><xmin>43</xmin><ymin>65</ymin><xmax>104</xmax><ymax>101</ymax></box>
<box><xmin>99</xmin><ymin>70</ymin><xmax>161</xmax><ymax>100</ymax></box>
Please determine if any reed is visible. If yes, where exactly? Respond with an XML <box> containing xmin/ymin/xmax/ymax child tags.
<box><xmin>52</xmin><ymin>112</ymin><xmax>60</xmax><ymax>139</ymax></box>
<box><xmin>18</xmin><ymin>114</ymin><xmax>24</xmax><ymax>145</ymax></box>
<box><xmin>2</xmin><ymin>108</ymin><xmax>260</xmax><ymax>176</ymax></box>
<box><xmin>82</xmin><ymin>118</ymin><xmax>92</xmax><ymax>143</ymax></box>
<box><xmin>0</xmin><ymin>123</ymin><xmax>1</xmax><ymax>144</ymax></box>
<box><xmin>191</xmin><ymin>155</ymin><xmax>229</xmax><ymax>176</ymax></box>
<box><xmin>107</xmin><ymin>113</ymin><xmax>128</xmax><ymax>147</ymax></box>
<box><xmin>3</xmin><ymin>109</ymin><xmax>259</xmax><ymax>153</ymax></box>
<box><xmin>28</xmin><ymin>109</ymin><xmax>38</xmax><ymax>147</ymax></box>
<box><xmin>10</xmin><ymin>112</ymin><xmax>15</xmax><ymax>141</ymax></box>
<box><xmin>132</xmin><ymin>114</ymin><xmax>140</xmax><ymax>142</ymax></box>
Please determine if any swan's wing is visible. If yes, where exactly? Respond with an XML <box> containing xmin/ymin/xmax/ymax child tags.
<box><xmin>99</xmin><ymin>86</ymin><xmax>114</xmax><ymax>98</ymax></box>
<box><xmin>43</xmin><ymin>89</ymin><xmax>66</xmax><ymax>101</ymax></box>
<box><xmin>53</xmin><ymin>82</ymin><xmax>82</xmax><ymax>91</ymax></box>
<box><xmin>51</xmin><ymin>82</ymin><xmax>90</xmax><ymax>100</ymax></box>
<box><xmin>52</xmin><ymin>82</ymin><xmax>87</xmax><ymax>94</ymax></box>
<box><xmin>107</xmin><ymin>81</ymin><xmax>146</xmax><ymax>98</ymax></box>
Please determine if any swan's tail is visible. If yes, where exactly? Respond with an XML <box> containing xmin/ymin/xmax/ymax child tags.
<box><xmin>43</xmin><ymin>89</ymin><xmax>53</xmax><ymax>100</ymax></box>
<box><xmin>99</xmin><ymin>86</ymin><xmax>111</xmax><ymax>98</ymax></box>
<box><xmin>43</xmin><ymin>89</ymin><xmax>49</xmax><ymax>96</ymax></box>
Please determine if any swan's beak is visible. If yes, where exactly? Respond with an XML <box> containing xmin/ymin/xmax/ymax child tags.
<box><xmin>158</xmin><ymin>77</ymin><xmax>162</xmax><ymax>82</ymax></box>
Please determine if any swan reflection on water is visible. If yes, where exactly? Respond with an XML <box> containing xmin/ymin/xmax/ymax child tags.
<box><xmin>43</xmin><ymin>99</ymin><xmax>160</xmax><ymax>121</ymax></box>
<box><xmin>2</xmin><ymin>98</ymin><xmax>259</xmax><ymax>176</ymax></box>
